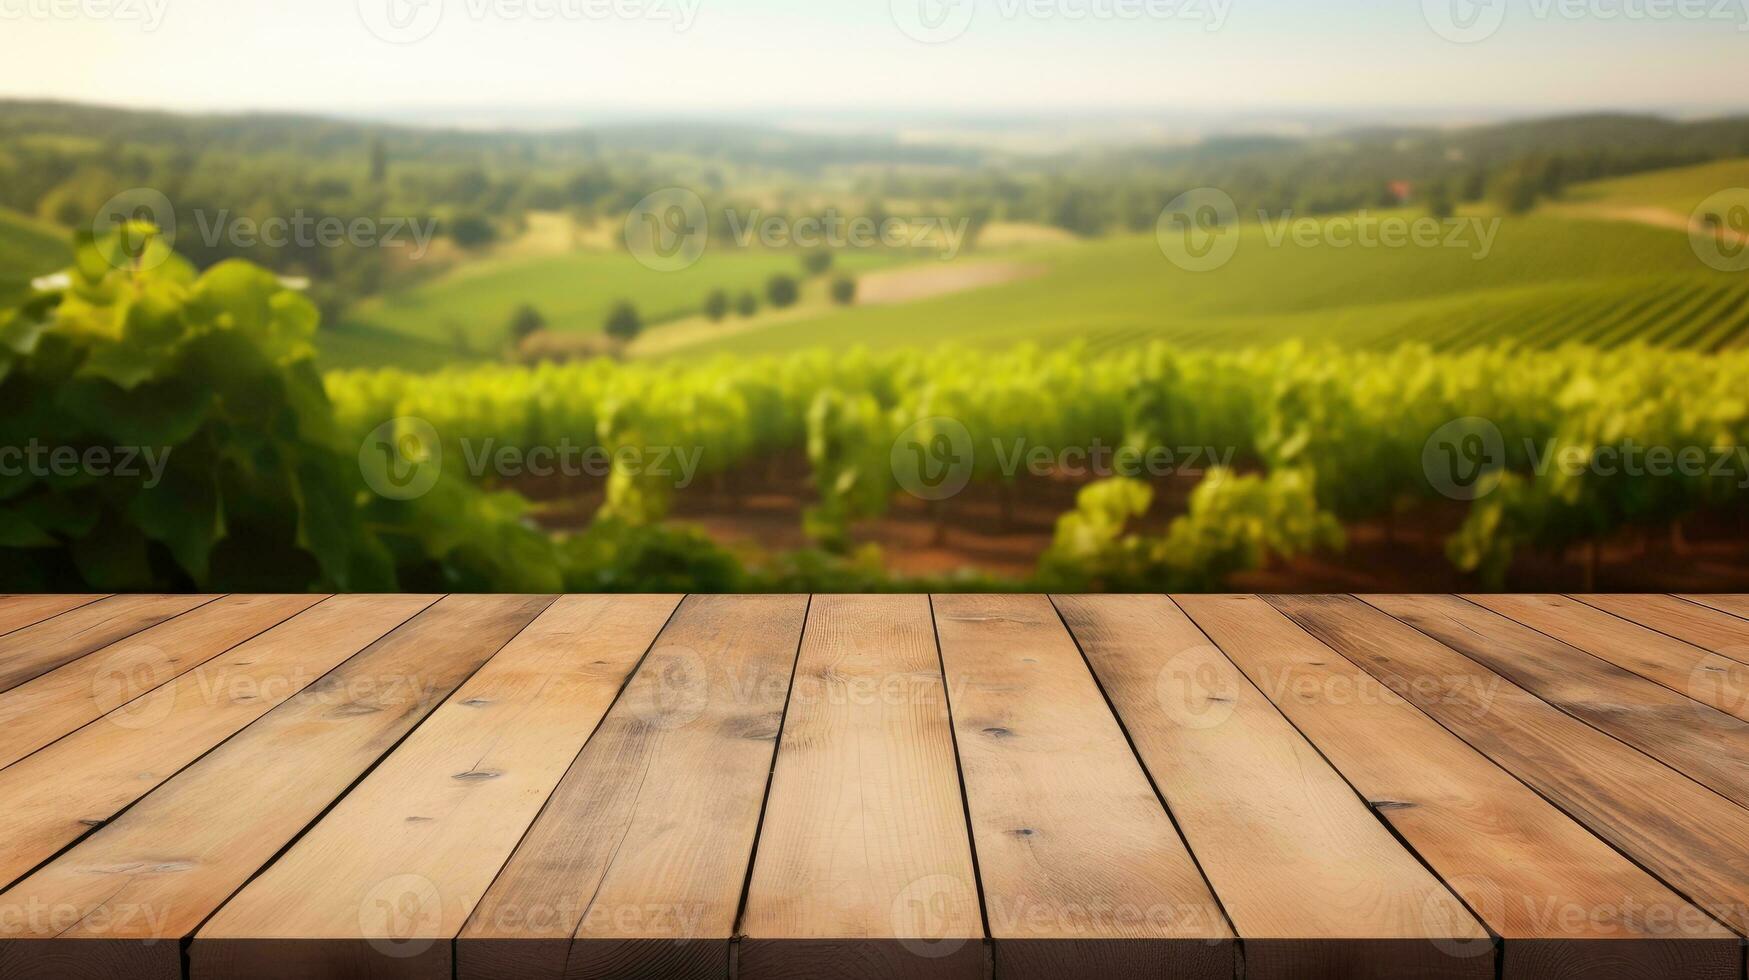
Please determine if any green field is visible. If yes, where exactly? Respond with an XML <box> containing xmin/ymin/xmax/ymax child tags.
<box><xmin>325</xmin><ymin>246</ymin><xmax>911</xmax><ymax>368</ymax></box>
<box><xmin>0</xmin><ymin>208</ymin><xmax>70</xmax><ymax>300</ymax></box>
<box><xmin>1564</xmin><ymin>158</ymin><xmax>1749</xmax><ymax>215</ymax></box>
<box><xmin>659</xmin><ymin>207</ymin><xmax>1743</xmax><ymax>358</ymax></box>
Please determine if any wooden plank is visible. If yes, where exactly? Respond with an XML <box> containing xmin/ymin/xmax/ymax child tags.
<box><xmin>0</xmin><ymin>594</ymin><xmax>214</xmax><ymax>695</ymax></box>
<box><xmin>1679</xmin><ymin>595</ymin><xmax>1749</xmax><ymax>621</ymax></box>
<box><xmin>1054</xmin><ymin>594</ymin><xmax>1487</xmax><ymax>980</ymax></box>
<box><xmin>0</xmin><ymin>594</ymin><xmax>327</xmax><ymax>769</ymax></box>
<box><xmin>191</xmin><ymin>595</ymin><xmax>676</xmax><ymax>980</ymax></box>
<box><xmin>738</xmin><ymin>594</ymin><xmax>983</xmax><ymax>980</ymax></box>
<box><xmin>457</xmin><ymin>594</ymin><xmax>808</xmax><ymax>980</ymax></box>
<box><xmin>1364</xmin><ymin>594</ymin><xmax>1749</xmax><ymax>810</ymax></box>
<box><xmin>1470</xmin><ymin>594</ymin><xmax>1749</xmax><ymax>723</ymax></box>
<box><xmin>0</xmin><ymin>595</ymin><xmax>107</xmax><ymax>637</ymax></box>
<box><xmin>0</xmin><ymin>594</ymin><xmax>439</xmax><ymax>890</ymax></box>
<box><xmin>1269</xmin><ymin>594</ymin><xmax>1749</xmax><ymax>936</ymax></box>
<box><xmin>1576</xmin><ymin>595</ymin><xmax>1749</xmax><ymax>666</ymax></box>
<box><xmin>0</xmin><ymin>593</ymin><xmax>553</xmax><ymax>980</ymax></box>
<box><xmin>934</xmin><ymin>594</ymin><xmax>1235</xmax><ymax>980</ymax></box>
<box><xmin>1179</xmin><ymin>594</ymin><xmax>1739</xmax><ymax>980</ymax></box>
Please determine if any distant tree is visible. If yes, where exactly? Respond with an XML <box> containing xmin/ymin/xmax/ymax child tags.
<box><xmin>604</xmin><ymin>301</ymin><xmax>643</xmax><ymax>342</ymax></box>
<box><xmin>766</xmin><ymin>274</ymin><xmax>799</xmax><ymax>309</ymax></box>
<box><xmin>1492</xmin><ymin>165</ymin><xmax>1542</xmax><ymax>216</ymax></box>
<box><xmin>830</xmin><ymin>275</ymin><xmax>857</xmax><ymax>306</ymax></box>
<box><xmin>735</xmin><ymin>291</ymin><xmax>759</xmax><ymax>317</ymax></box>
<box><xmin>506</xmin><ymin>304</ymin><xmax>546</xmax><ymax>345</ymax></box>
<box><xmin>1459</xmin><ymin>168</ymin><xmax>1488</xmax><ymax>203</ymax></box>
<box><xmin>369</xmin><ymin>136</ymin><xmax>388</xmax><ymax>185</ymax></box>
<box><xmin>704</xmin><ymin>288</ymin><xmax>730</xmax><ymax>322</ymax></box>
<box><xmin>801</xmin><ymin>249</ymin><xmax>834</xmax><ymax>277</ymax></box>
<box><xmin>447</xmin><ymin>213</ymin><xmax>498</xmax><ymax>249</ymax></box>
<box><xmin>1426</xmin><ymin>182</ymin><xmax>1455</xmax><ymax>220</ymax></box>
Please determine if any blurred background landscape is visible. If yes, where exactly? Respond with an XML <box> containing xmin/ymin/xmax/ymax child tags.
<box><xmin>1</xmin><ymin>0</ymin><xmax>1747</xmax><ymax>594</ymax></box>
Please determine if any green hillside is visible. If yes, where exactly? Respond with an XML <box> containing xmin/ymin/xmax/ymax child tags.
<box><xmin>327</xmin><ymin>246</ymin><xmax>910</xmax><ymax>367</ymax></box>
<box><xmin>0</xmin><ymin>208</ymin><xmax>70</xmax><ymax>300</ymax></box>
<box><xmin>663</xmin><ymin>210</ymin><xmax>1740</xmax><ymax>357</ymax></box>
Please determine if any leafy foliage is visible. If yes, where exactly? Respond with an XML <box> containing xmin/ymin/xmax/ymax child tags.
<box><xmin>0</xmin><ymin>230</ymin><xmax>560</xmax><ymax>592</ymax></box>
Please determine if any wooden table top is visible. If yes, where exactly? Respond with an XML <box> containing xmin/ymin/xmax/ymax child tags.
<box><xmin>0</xmin><ymin>593</ymin><xmax>1745</xmax><ymax>980</ymax></box>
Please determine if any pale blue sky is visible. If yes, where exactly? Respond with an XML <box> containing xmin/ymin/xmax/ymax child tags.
<box><xmin>1</xmin><ymin>0</ymin><xmax>1743</xmax><ymax>115</ymax></box>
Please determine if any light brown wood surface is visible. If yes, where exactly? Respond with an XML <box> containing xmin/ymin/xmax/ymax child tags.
<box><xmin>0</xmin><ymin>594</ymin><xmax>436</xmax><ymax>890</ymax></box>
<box><xmin>0</xmin><ymin>594</ymin><xmax>550</xmax><ymax>980</ymax></box>
<box><xmin>936</xmin><ymin>594</ymin><xmax>1235</xmax><ymax>980</ymax></box>
<box><xmin>1577</xmin><ymin>595</ymin><xmax>1749</xmax><ymax>664</ymax></box>
<box><xmin>1271</xmin><ymin>594</ymin><xmax>1749</xmax><ymax>937</ymax></box>
<box><xmin>1365</xmin><ymin>593</ymin><xmax>1749</xmax><ymax>810</ymax></box>
<box><xmin>1180</xmin><ymin>594</ymin><xmax>1739</xmax><ymax>980</ymax></box>
<box><xmin>1058</xmin><ymin>594</ymin><xmax>1487</xmax><ymax>980</ymax></box>
<box><xmin>457</xmin><ymin>594</ymin><xmax>808</xmax><ymax>980</ymax></box>
<box><xmin>739</xmin><ymin>594</ymin><xmax>983</xmax><ymax>980</ymax></box>
<box><xmin>191</xmin><ymin>594</ymin><xmax>673</xmax><ymax>980</ymax></box>
<box><xmin>0</xmin><ymin>594</ymin><xmax>1744</xmax><ymax>980</ymax></box>
<box><xmin>0</xmin><ymin>595</ymin><xmax>107</xmax><ymax>636</ymax></box>
<box><xmin>1470</xmin><ymin>593</ymin><xmax>1749</xmax><ymax>722</ymax></box>
<box><xmin>0</xmin><ymin>594</ymin><xmax>213</xmax><ymax>694</ymax></box>
<box><xmin>0</xmin><ymin>594</ymin><xmax>325</xmax><ymax>769</ymax></box>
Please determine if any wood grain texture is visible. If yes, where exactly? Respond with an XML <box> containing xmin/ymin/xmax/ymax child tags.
<box><xmin>192</xmin><ymin>595</ymin><xmax>675</xmax><ymax>980</ymax></box>
<box><xmin>0</xmin><ymin>594</ymin><xmax>437</xmax><ymax>891</ymax></box>
<box><xmin>1678</xmin><ymin>594</ymin><xmax>1749</xmax><ymax>621</ymax></box>
<box><xmin>456</xmin><ymin>594</ymin><xmax>808</xmax><ymax>980</ymax></box>
<box><xmin>0</xmin><ymin>594</ymin><xmax>213</xmax><ymax>695</ymax></box>
<box><xmin>934</xmin><ymin>594</ymin><xmax>1234</xmax><ymax>980</ymax></box>
<box><xmin>0</xmin><ymin>594</ymin><xmax>327</xmax><ymax>769</ymax></box>
<box><xmin>0</xmin><ymin>595</ymin><xmax>107</xmax><ymax>637</ymax></box>
<box><xmin>0</xmin><ymin>594</ymin><xmax>551</xmax><ymax>980</ymax></box>
<box><xmin>1270</xmin><ymin>594</ymin><xmax>1749</xmax><ymax>936</ymax></box>
<box><xmin>1365</xmin><ymin>594</ymin><xmax>1749</xmax><ymax>809</ymax></box>
<box><xmin>738</xmin><ymin>594</ymin><xmax>983</xmax><ymax>980</ymax></box>
<box><xmin>1056</xmin><ymin>594</ymin><xmax>1487</xmax><ymax>980</ymax></box>
<box><xmin>1470</xmin><ymin>593</ymin><xmax>1749</xmax><ymax>723</ymax></box>
<box><xmin>1178</xmin><ymin>594</ymin><xmax>1739</xmax><ymax>980</ymax></box>
<box><xmin>1576</xmin><ymin>595</ymin><xmax>1749</xmax><ymax>665</ymax></box>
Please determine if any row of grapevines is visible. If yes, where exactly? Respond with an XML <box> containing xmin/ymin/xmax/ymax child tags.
<box><xmin>326</xmin><ymin>341</ymin><xmax>1749</xmax><ymax>587</ymax></box>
